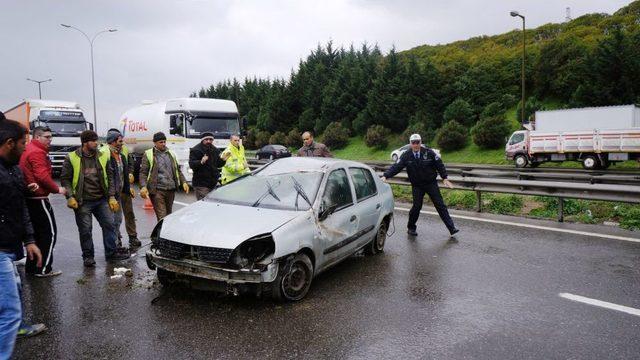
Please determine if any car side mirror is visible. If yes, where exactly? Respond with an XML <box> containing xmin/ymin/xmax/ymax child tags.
<box><xmin>319</xmin><ymin>203</ymin><xmax>338</xmax><ymax>221</ymax></box>
<box><xmin>169</xmin><ymin>115</ymin><xmax>178</xmax><ymax>135</ymax></box>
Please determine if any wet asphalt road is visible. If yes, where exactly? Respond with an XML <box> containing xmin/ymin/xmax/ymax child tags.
<box><xmin>14</xmin><ymin>192</ymin><xmax>640</xmax><ymax>360</ymax></box>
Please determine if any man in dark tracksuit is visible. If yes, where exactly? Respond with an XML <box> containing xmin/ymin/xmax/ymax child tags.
<box><xmin>189</xmin><ymin>132</ymin><xmax>225</xmax><ymax>200</ymax></box>
<box><xmin>382</xmin><ymin>133</ymin><xmax>459</xmax><ymax>237</ymax></box>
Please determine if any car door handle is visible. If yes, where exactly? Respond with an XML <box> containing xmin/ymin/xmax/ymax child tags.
<box><xmin>350</xmin><ymin>215</ymin><xmax>357</xmax><ymax>222</ymax></box>
<box><xmin>376</xmin><ymin>203</ymin><xmax>381</xmax><ymax>209</ymax></box>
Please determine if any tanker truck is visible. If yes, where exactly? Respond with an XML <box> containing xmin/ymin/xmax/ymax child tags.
<box><xmin>505</xmin><ymin>105</ymin><xmax>640</xmax><ymax>170</ymax></box>
<box><xmin>118</xmin><ymin>98</ymin><xmax>246</xmax><ymax>183</ymax></box>
<box><xmin>3</xmin><ymin>99</ymin><xmax>93</xmax><ymax>174</ymax></box>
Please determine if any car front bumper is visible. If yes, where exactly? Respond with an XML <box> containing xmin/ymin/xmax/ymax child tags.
<box><xmin>146</xmin><ymin>251</ymin><xmax>279</xmax><ymax>284</ymax></box>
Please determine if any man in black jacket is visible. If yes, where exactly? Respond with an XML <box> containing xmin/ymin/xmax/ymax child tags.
<box><xmin>0</xmin><ymin>117</ymin><xmax>43</xmax><ymax>357</ymax></box>
<box><xmin>382</xmin><ymin>134</ymin><xmax>459</xmax><ymax>237</ymax></box>
<box><xmin>189</xmin><ymin>132</ymin><xmax>225</xmax><ymax>200</ymax></box>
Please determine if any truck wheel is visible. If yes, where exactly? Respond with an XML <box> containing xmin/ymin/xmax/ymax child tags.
<box><xmin>514</xmin><ymin>154</ymin><xmax>528</xmax><ymax>168</ymax></box>
<box><xmin>272</xmin><ymin>253</ymin><xmax>313</xmax><ymax>302</ymax></box>
<box><xmin>582</xmin><ymin>155</ymin><xmax>599</xmax><ymax>170</ymax></box>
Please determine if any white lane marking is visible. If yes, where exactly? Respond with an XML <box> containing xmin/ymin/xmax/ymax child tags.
<box><xmin>174</xmin><ymin>201</ymin><xmax>190</xmax><ymax>206</ymax></box>
<box><xmin>394</xmin><ymin>207</ymin><xmax>640</xmax><ymax>244</ymax></box>
<box><xmin>559</xmin><ymin>293</ymin><xmax>640</xmax><ymax>317</ymax></box>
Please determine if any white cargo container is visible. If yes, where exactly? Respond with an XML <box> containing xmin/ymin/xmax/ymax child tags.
<box><xmin>118</xmin><ymin>98</ymin><xmax>245</xmax><ymax>182</ymax></box>
<box><xmin>4</xmin><ymin>99</ymin><xmax>93</xmax><ymax>172</ymax></box>
<box><xmin>505</xmin><ymin>105</ymin><xmax>640</xmax><ymax>169</ymax></box>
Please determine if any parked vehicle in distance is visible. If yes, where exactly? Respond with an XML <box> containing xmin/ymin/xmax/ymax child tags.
<box><xmin>391</xmin><ymin>144</ymin><xmax>440</xmax><ymax>163</ymax></box>
<box><xmin>4</xmin><ymin>99</ymin><xmax>93</xmax><ymax>173</ymax></box>
<box><xmin>146</xmin><ymin>157</ymin><xmax>395</xmax><ymax>301</ymax></box>
<box><xmin>506</xmin><ymin>105</ymin><xmax>640</xmax><ymax>169</ymax></box>
<box><xmin>118</xmin><ymin>98</ymin><xmax>246</xmax><ymax>182</ymax></box>
<box><xmin>255</xmin><ymin>144</ymin><xmax>291</xmax><ymax>160</ymax></box>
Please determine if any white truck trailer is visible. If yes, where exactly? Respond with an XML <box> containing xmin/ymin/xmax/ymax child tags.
<box><xmin>505</xmin><ymin>105</ymin><xmax>640</xmax><ymax>169</ymax></box>
<box><xmin>118</xmin><ymin>98</ymin><xmax>245</xmax><ymax>182</ymax></box>
<box><xmin>4</xmin><ymin>99</ymin><xmax>93</xmax><ymax>173</ymax></box>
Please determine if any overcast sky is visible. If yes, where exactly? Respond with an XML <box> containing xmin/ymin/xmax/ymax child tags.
<box><xmin>0</xmin><ymin>0</ymin><xmax>632</xmax><ymax>133</ymax></box>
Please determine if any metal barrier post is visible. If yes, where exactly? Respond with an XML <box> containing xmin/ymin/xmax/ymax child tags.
<box><xmin>476</xmin><ymin>191</ymin><xmax>482</xmax><ymax>212</ymax></box>
<box><xmin>558</xmin><ymin>197</ymin><xmax>564</xmax><ymax>223</ymax></box>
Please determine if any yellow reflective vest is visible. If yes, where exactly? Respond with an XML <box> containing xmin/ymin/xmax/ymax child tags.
<box><xmin>221</xmin><ymin>144</ymin><xmax>249</xmax><ymax>184</ymax></box>
<box><xmin>68</xmin><ymin>150</ymin><xmax>110</xmax><ymax>196</ymax></box>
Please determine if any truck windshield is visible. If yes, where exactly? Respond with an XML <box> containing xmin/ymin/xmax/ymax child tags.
<box><xmin>186</xmin><ymin>117</ymin><xmax>240</xmax><ymax>139</ymax></box>
<box><xmin>39</xmin><ymin>110</ymin><xmax>87</xmax><ymax>136</ymax></box>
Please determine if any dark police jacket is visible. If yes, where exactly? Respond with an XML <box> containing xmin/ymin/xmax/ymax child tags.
<box><xmin>189</xmin><ymin>142</ymin><xmax>225</xmax><ymax>188</ymax></box>
<box><xmin>0</xmin><ymin>157</ymin><xmax>35</xmax><ymax>259</ymax></box>
<box><xmin>383</xmin><ymin>147</ymin><xmax>448</xmax><ymax>186</ymax></box>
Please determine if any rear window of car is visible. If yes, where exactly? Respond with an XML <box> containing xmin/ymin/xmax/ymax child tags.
<box><xmin>348</xmin><ymin>167</ymin><xmax>377</xmax><ymax>201</ymax></box>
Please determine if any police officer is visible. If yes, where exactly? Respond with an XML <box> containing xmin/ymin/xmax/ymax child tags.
<box><xmin>382</xmin><ymin>134</ymin><xmax>459</xmax><ymax>237</ymax></box>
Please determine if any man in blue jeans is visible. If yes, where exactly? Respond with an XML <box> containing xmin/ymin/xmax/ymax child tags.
<box><xmin>0</xmin><ymin>117</ymin><xmax>44</xmax><ymax>358</ymax></box>
<box><xmin>60</xmin><ymin>130</ymin><xmax>129</xmax><ymax>267</ymax></box>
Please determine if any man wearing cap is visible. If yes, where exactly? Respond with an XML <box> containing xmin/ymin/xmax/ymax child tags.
<box><xmin>139</xmin><ymin>132</ymin><xmax>189</xmax><ymax>220</ymax></box>
<box><xmin>60</xmin><ymin>130</ymin><xmax>129</xmax><ymax>267</ymax></box>
<box><xmin>189</xmin><ymin>132</ymin><xmax>225</xmax><ymax>200</ymax></box>
<box><xmin>104</xmin><ymin>128</ymin><xmax>140</xmax><ymax>248</ymax></box>
<box><xmin>382</xmin><ymin>134</ymin><xmax>459</xmax><ymax>237</ymax></box>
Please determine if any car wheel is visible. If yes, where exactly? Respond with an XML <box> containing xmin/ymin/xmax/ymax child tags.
<box><xmin>272</xmin><ymin>253</ymin><xmax>313</xmax><ymax>301</ymax></box>
<box><xmin>269</xmin><ymin>154</ymin><xmax>274</xmax><ymax>161</ymax></box>
<box><xmin>514</xmin><ymin>154</ymin><xmax>528</xmax><ymax>168</ymax></box>
<box><xmin>157</xmin><ymin>268</ymin><xmax>176</xmax><ymax>286</ymax></box>
<box><xmin>365</xmin><ymin>221</ymin><xmax>387</xmax><ymax>255</ymax></box>
<box><xmin>582</xmin><ymin>155</ymin><xmax>598</xmax><ymax>170</ymax></box>
<box><xmin>392</xmin><ymin>154</ymin><xmax>398</xmax><ymax>163</ymax></box>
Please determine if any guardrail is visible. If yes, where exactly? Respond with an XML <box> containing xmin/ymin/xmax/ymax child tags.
<box><xmin>248</xmin><ymin>159</ymin><xmax>640</xmax><ymax>222</ymax></box>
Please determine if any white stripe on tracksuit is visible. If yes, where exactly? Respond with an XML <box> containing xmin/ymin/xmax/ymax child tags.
<box><xmin>40</xmin><ymin>199</ymin><xmax>55</xmax><ymax>275</ymax></box>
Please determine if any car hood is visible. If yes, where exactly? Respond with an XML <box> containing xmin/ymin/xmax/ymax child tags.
<box><xmin>159</xmin><ymin>200</ymin><xmax>301</xmax><ymax>249</ymax></box>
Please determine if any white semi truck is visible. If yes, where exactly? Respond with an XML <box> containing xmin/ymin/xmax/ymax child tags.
<box><xmin>505</xmin><ymin>105</ymin><xmax>640</xmax><ymax>170</ymax></box>
<box><xmin>118</xmin><ymin>98</ymin><xmax>246</xmax><ymax>182</ymax></box>
<box><xmin>4</xmin><ymin>99</ymin><xmax>93</xmax><ymax>173</ymax></box>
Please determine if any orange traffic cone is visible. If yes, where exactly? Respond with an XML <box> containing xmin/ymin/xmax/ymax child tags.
<box><xmin>143</xmin><ymin>197</ymin><xmax>153</xmax><ymax>210</ymax></box>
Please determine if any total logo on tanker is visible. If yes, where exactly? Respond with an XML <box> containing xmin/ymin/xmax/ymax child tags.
<box><xmin>120</xmin><ymin>117</ymin><xmax>148</xmax><ymax>136</ymax></box>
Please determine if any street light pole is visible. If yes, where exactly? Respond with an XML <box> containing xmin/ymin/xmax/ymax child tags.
<box><xmin>511</xmin><ymin>11</ymin><xmax>526</xmax><ymax>125</ymax></box>
<box><xmin>26</xmin><ymin>78</ymin><xmax>52</xmax><ymax>99</ymax></box>
<box><xmin>61</xmin><ymin>24</ymin><xmax>117</xmax><ymax>133</ymax></box>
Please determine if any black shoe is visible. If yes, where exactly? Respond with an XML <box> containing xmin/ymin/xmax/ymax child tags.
<box><xmin>450</xmin><ymin>228</ymin><xmax>460</xmax><ymax>236</ymax></box>
<box><xmin>407</xmin><ymin>229</ymin><xmax>418</xmax><ymax>236</ymax></box>
<box><xmin>106</xmin><ymin>252</ymin><xmax>130</xmax><ymax>262</ymax></box>
<box><xmin>129</xmin><ymin>237</ymin><xmax>142</xmax><ymax>248</ymax></box>
<box><xmin>116</xmin><ymin>246</ymin><xmax>130</xmax><ymax>254</ymax></box>
<box><xmin>83</xmin><ymin>258</ymin><xmax>96</xmax><ymax>267</ymax></box>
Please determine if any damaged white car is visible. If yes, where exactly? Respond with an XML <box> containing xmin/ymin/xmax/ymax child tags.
<box><xmin>146</xmin><ymin>157</ymin><xmax>395</xmax><ymax>301</ymax></box>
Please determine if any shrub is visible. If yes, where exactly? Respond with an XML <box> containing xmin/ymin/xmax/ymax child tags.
<box><xmin>322</xmin><ymin>122</ymin><xmax>350</xmax><ymax>150</ymax></box>
<box><xmin>480</xmin><ymin>102</ymin><xmax>504</xmax><ymax>119</ymax></box>
<box><xmin>442</xmin><ymin>190</ymin><xmax>477</xmax><ymax>209</ymax></box>
<box><xmin>471</xmin><ymin>116</ymin><xmax>512</xmax><ymax>149</ymax></box>
<box><xmin>269</xmin><ymin>131</ymin><xmax>287</xmax><ymax>145</ymax></box>
<box><xmin>401</xmin><ymin>122</ymin><xmax>435</xmax><ymax>145</ymax></box>
<box><xmin>435</xmin><ymin>121</ymin><xmax>468</xmax><ymax>151</ymax></box>
<box><xmin>285</xmin><ymin>128</ymin><xmax>301</xmax><ymax>148</ymax></box>
<box><xmin>254</xmin><ymin>131</ymin><xmax>271</xmax><ymax>149</ymax></box>
<box><xmin>443</xmin><ymin>98</ymin><xmax>475</xmax><ymax>127</ymax></box>
<box><xmin>617</xmin><ymin>205</ymin><xmax>640</xmax><ymax>231</ymax></box>
<box><xmin>487</xmin><ymin>194</ymin><xmax>523</xmax><ymax>214</ymax></box>
<box><xmin>364</xmin><ymin>125</ymin><xmax>391</xmax><ymax>149</ymax></box>
<box><xmin>244</xmin><ymin>129</ymin><xmax>257</xmax><ymax>149</ymax></box>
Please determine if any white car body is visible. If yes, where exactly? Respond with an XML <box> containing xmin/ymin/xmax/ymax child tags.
<box><xmin>391</xmin><ymin>144</ymin><xmax>441</xmax><ymax>163</ymax></box>
<box><xmin>146</xmin><ymin>157</ymin><xmax>395</xmax><ymax>300</ymax></box>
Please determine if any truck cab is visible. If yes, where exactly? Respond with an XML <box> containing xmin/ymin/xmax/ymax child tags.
<box><xmin>505</xmin><ymin>130</ymin><xmax>529</xmax><ymax>168</ymax></box>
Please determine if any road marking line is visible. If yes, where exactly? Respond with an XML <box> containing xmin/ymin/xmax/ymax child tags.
<box><xmin>174</xmin><ymin>201</ymin><xmax>190</xmax><ymax>206</ymax></box>
<box><xmin>394</xmin><ymin>207</ymin><xmax>640</xmax><ymax>243</ymax></box>
<box><xmin>559</xmin><ymin>293</ymin><xmax>640</xmax><ymax>317</ymax></box>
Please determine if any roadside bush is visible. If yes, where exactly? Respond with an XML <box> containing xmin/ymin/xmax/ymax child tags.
<box><xmin>254</xmin><ymin>130</ymin><xmax>271</xmax><ymax>149</ymax></box>
<box><xmin>285</xmin><ymin>128</ymin><xmax>301</xmax><ymax>148</ymax></box>
<box><xmin>364</xmin><ymin>125</ymin><xmax>391</xmax><ymax>149</ymax></box>
<box><xmin>480</xmin><ymin>102</ymin><xmax>505</xmax><ymax>120</ymax></box>
<box><xmin>616</xmin><ymin>205</ymin><xmax>640</xmax><ymax>231</ymax></box>
<box><xmin>401</xmin><ymin>122</ymin><xmax>435</xmax><ymax>145</ymax></box>
<box><xmin>244</xmin><ymin>129</ymin><xmax>257</xmax><ymax>149</ymax></box>
<box><xmin>322</xmin><ymin>122</ymin><xmax>350</xmax><ymax>150</ymax></box>
<box><xmin>443</xmin><ymin>98</ymin><xmax>475</xmax><ymax>127</ymax></box>
<box><xmin>442</xmin><ymin>190</ymin><xmax>477</xmax><ymax>209</ymax></box>
<box><xmin>471</xmin><ymin>116</ymin><xmax>512</xmax><ymax>149</ymax></box>
<box><xmin>487</xmin><ymin>194</ymin><xmax>523</xmax><ymax>215</ymax></box>
<box><xmin>435</xmin><ymin>121</ymin><xmax>468</xmax><ymax>151</ymax></box>
<box><xmin>269</xmin><ymin>131</ymin><xmax>287</xmax><ymax>145</ymax></box>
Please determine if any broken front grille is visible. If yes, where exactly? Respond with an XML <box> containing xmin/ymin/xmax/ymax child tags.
<box><xmin>157</xmin><ymin>238</ymin><xmax>233</xmax><ymax>264</ymax></box>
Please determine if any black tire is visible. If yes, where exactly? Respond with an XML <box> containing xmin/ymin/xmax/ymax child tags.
<box><xmin>514</xmin><ymin>154</ymin><xmax>528</xmax><ymax>168</ymax></box>
<box><xmin>582</xmin><ymin>155</ymin><xmax>599</xmax><ymax>170</ymax></box>
<box><xmin>157</xmin><ymin>268</ymin><xmax>176</xmax><ymax>286</ymax></box>
<box><xmin>272</xmin><ymin>253</ymin><xmax>314</xmax><ymax>302</ymax></box>
<box><xmin>365</xmin><ymin>221</ymin><xmax>388</xmax><ymax>255</ymax></box>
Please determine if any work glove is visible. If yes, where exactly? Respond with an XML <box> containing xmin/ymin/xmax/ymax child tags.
<box><xmin>129</xmin><ymin>188</ymin><xmax>136</xmax><ymax>198</ymax></box>
<box><xmin>182</xmin><ymin>183</ymin><xmax>190</xmax><ymax>194</ymax></box>
<box><xmin>129</xmin><ymin>173</ymin><xmax>135</xmax><ymax>184</ymax></box>
<box><xmin>108</xmin><ymin>196</ymin><xmax>120</xmax><ymax>213</ymax></box>
<box><xmin>67</xmin><ymin>197</ymin><xmax>79</xmax><ymax>210</ymax></box>
<box><xmin>139</xmin><ymin>187</ymin><xmax>149</xmax><ymax>199</ymax></box>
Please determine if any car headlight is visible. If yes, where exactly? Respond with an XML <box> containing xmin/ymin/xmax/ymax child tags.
<box><xmin>231</xmin><ymin>234</ymin><xmax>275</xmax><ymax>268</ymax></box>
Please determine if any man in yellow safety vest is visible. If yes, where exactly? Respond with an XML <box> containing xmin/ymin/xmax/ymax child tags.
<box><xmin>220</xmin><ymin>134</ymin><xmax>250</xmax><ymax>184</ymax></box>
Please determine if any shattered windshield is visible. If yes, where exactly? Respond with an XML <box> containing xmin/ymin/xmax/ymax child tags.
<box><xmin>205</xmin><ymin>171</ymin><xmax>323</xmax><ymax>211</ymax></box>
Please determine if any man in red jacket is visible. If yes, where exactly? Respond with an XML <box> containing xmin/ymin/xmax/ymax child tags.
<box><xmin>19</xmin><ymin>126</ymin><xmax>67</xmax><ymax>277</ymax></box>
